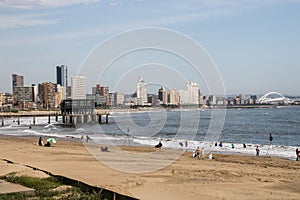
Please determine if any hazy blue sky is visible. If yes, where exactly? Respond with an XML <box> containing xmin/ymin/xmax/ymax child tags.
<box><xmin>0</xmin><ymin>0</ymin><xmax>300</xmax><ymax>96</ymax></box>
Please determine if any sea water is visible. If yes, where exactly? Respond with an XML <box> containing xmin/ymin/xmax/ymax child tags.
<box><xmin>0</xmin><ymin>106</ymin><xmax>299</xmax><ymax>160</ymax></box>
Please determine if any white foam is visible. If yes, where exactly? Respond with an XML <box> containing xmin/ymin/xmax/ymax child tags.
<box><xmin>86</xmin><ymin>134</ymin><xmax>298</xmax><ymax>160</ymax></box>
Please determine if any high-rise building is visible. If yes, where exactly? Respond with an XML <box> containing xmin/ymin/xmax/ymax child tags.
<box><xmin>168</xmin><ymin>89</ymin><xmax>180</xmax><ymax>106</ymax></box>
<box><xmin>12</xmin><ymin>74</ymin><xmax>24</xmax><ymax>94</ymax></box>
<box><xmin>56</xmin><ymin>65</ymin><xmax>68</xmax><ymax>99</ymax></box>
<box><xmin>178</xmin><ymin>82</ymin><xmax>199</xmax><ymax>106</ymax></box>
<box><xmin>113</xmin><ymin>92</ymin><xmax>124</xmax><ymax>107</ymax></box>
<box><xmin>71</xmin><ymin>75</ymin><xmax>86</xmax><ymax>99</ymax></box>
<box><xmin>187</xmin><ymin>82</ymin><xmax>199</xmax><ymax>105</ymax></box>
<box><xmin>92</xmin><ymin>84</ymin><xmax>110</xmax><ymax>107</ymax></box>
<box><xmin>31</xmin><ymin>84</ymin><xmax>39</xmax><ymax>103</ymax></box>
<box><xmin>39</xmin><ymin>82</ymin><xmax>56</xmax><ymax>109</ymax></box>
<box><xmin>13</xmin><ymin>86</ymin><xmax>34</xmax><ymax>109</ymax></box>
<box><xmin>136</xmin><ymin>77</ymin><xmax>147</xmax><ymax>106</ymax></box>
<box><xmin>158</xmin><ymin>87</ymin><xmax>166</xmax><ymax>101</ymax></box>
<box><xmin>56</xmin><ymin>65</ymin><xmax>66</xmax><ymax>87</ymax></box>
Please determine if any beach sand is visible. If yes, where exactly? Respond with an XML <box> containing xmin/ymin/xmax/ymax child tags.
<box><xmin>0</xmin><ymin>135</ymin><xmax>299</xmax><ymax>200</ymax></box>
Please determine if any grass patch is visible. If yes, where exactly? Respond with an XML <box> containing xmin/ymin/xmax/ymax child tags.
<box><xmin>0</xmin><ymin>173</ymin><xmax>107</xmax><ymax>200</ymax></box>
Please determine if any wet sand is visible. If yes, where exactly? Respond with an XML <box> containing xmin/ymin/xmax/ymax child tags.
<box><xmin>0</xmin><ymin>135</ymin><xmax>299</xmax><ymax>200</ymax></box>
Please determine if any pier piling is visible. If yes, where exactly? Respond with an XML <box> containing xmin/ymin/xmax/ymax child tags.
<box><xmin>69</xmin><ymin>116</ymin><xmax>73</xmax><ymax>124</ymax></box>
<box><xmin>98</xmin><ymin>115</ymin><xmax>102</xmax><ymax>124</ymax></box>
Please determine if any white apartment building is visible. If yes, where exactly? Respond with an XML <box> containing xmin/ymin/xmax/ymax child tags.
<box><xmin>71</xmin><ymin>75</ymin><xmax>86</xmax><ymax>99</ymax></box>
<box><xmin>136</xmin><ymin>77</ymin><xmax>147</xmax><ymax>106</ymax></box>
<box><xmin>179</xmin><ymin>82</ymin><xmax>199</xmax><ymax>105</ymax></box>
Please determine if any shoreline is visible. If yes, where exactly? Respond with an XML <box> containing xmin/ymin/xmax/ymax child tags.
<box><xmin>0</xmin><ymin>132</ymin><xmax>298</xmax><ymax>161</ymax></box>
<box><xmin>0</xmin><ymin>135</ymin><xmax>299</xmax><ymax>199</ymax></box>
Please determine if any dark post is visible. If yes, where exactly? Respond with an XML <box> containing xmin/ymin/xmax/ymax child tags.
<box><xmin>55</xmin><ymin>114</ymin><xmax>58</xmax><ymax>122</ymax></box>
<box><xmin>33</xmin><ymin>116</ymin><xmax>36</xmax><ymax>125</ymax></box>
<box><xmin>70</xmin><ymin>116</ymin><xmax>73</xmax><ymax>124</ymax></box>
<box><xmin>62</xmin><ymin>115</ymin><xmax>65</xmax><ymax>124</ymax></box>
<box><xmin>91</xmin><ymin>114</ymin><xmax>96</xmax><ymax>122</ymax></box>
<box><xmin>84</xmin><ymin>115</ymin><xmax>88</xmax><ymax>123</ymax></box>
<box><xmin>48</xmin><ymin>115</ymin><xmax>51</xmax><ymax>124</ymax></box>
<box><xmin>2</xmin><ymin>117</ymin><xmax>4</xmax><ymax>126</ymax></box>
<box><xmin>98</xmin><ymin>115</ymin><xmax>102</xmax><ymax>124</ymax></box>
<box><xmin>106</xmin><ymin>114</ymin><xmax>109</xmax><ymax>124</ymax></box>
<box><xmin>18</xmin><ymin>117</ymin><xmax>20</xmax><ymax>125</ymax></box>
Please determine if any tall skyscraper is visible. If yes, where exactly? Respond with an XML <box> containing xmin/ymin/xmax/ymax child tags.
<box><xmin>56</xmin><ymin>65</ymin><xmax>66</xmax><ymax>87</ymax></box>
<box><xmin>71</xmin><ymin>75</ymin><xmax>86</xmax><ymax>99</ymax></box>
<box><xmin>187</xmin><ymin>82</ymin><xmax>199</xmax><ymax>105</ymax></box>
<box><xmin>136</xmin><ymin>77</ymin><xmax>147</xmax><ymax>106</ymax></box>
<box><xmin>12</xmin><ymin>74</ymin><xmax>24</xmax><ymax>94</ymax></box>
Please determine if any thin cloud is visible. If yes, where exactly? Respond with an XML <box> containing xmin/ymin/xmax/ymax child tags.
<box><xmin>0</xmin><ymin>14</ymin><xmax>55</xmax><ymax>29</ymax></box>
<box><xmin>0</xmin><ymin>0</ymin><xmax>99</xmax><ymax>9</ymax></box>
<box><xmin>1</xmin><ymin>0</ymin><xmax>298</xmax><ymax>45</ymax></box>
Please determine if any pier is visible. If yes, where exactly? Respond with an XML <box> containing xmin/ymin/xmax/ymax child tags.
<box><xmin>0</xmin><ymin>110</ymin><xmax>110</xmax><ymax>126</ymax></box>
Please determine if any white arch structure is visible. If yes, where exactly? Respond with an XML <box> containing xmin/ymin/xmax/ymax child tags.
<box><xmin>258</xmin><ymin>92</ymin><xmax>293</xmax><ymax>104</ymax></box>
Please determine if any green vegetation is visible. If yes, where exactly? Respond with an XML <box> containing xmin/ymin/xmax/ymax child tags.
<box><xmin>0</xmin><ymin>173</ymin><xmax>107</xmax><ymax>200</ymax></box>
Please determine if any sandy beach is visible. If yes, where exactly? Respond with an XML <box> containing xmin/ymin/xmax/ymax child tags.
<box><xmin>0</xmin><ymin>135</ymin><xmax>299</xmax><ymax>200</ymax></box>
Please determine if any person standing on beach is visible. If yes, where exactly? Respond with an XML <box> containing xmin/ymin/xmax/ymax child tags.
<box><xmin>194</xmin><ymin>147</ymin><xmax>201</xmax><ymax>158</ymax></box>
<box><xmin>296</xmin><ymin>148</ymin><xmax>299</xmax><ymax>161</ymax></box>
<box><xmin>256</xmin><ymin>146</ymin><xmax>260</xmax><ymax>156</ymax></box>
<box><xmin>38</xmin><ymin>137</ymin><xmax>43</xmax><ymax>146</ymax></box>
<box><xmin>269</xmin><ymin>132</ymin><xmax>273</xmax><ymax>143</ymax></box>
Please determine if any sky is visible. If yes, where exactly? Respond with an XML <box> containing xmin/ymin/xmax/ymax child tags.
<box><xmin>0</xmin><ymin>0</ymin><xmax>300</xmax><ymax>96</ymax></box>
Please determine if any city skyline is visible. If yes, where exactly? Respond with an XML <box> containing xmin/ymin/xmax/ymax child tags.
<box><xmin>2</xmin><ymin>70</ymin><xmax>300</xmax><ymax>98</ymax></box>
<box><xmin>0</xmin><ymin>1</ymin><xmax>300</xmax><ymax>95</ymax></box>
<box><xmin>1</xmin><ymin>71</ymin><xmax>298</xmax><ymax>111</ymax></box>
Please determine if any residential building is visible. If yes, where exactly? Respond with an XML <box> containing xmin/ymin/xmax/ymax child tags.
<box><xmin>39</xmin><ymin>82</ymin><xmax>63</xmax><ymax>109</ymax></box>
<box><xmin>136</xmin><ymin>77</ymin><xmax>147</xmax><ymax>106</ymax></box>
<box><xmin>39</xmin><ymin>82</ymin><xmax>56</xmax><ymax>109</ymax></box>
<box><xmin>187</xmin><ymin>82</ymin><xmax>199</xmax><ymax>105</ymax></box>
<box><xmin>13</xmin><ymin>86</ymin><xmax>34</xmax><ymax>109</ymax></box>
<box><xmin>178</xmin><ymin>82</ymin><xmax>199</xmax><ymax>106</ymax></box>
<box><xmin>2</xmin><ymin>93</ymin><xmax>14</xmax><ymax>111</ymax></box>
<box><xmin>71</xmin><ymin>75</ymin><xmax>86</xmax><ymax>99</ymax></box>
<box><xmin>92</xmin><ymin>84</ymin><xmax>110</xmax><ymax>107</ymax></box>
<box><xmin>113</xmin><ymin>92</ymin><xmax>124</xmax><ymax>107</ymax></box>
<box><xmin>178</xmin><ymin>90</ymin><xmax>188</xmax><ymax>105</ymax></box>
<box><xmin>168</xmin><ymin>89</ymin><xmax>180</xmax><ymax>106</ymax></box>
<box><xmin>208</xmin><ymin>95</ymin><xmax>217</xmax><ymax>106</ymax></box>
<box><xmin>31</xmin><ymin>84</ymin><xmax>39</xmax><ymax>103</ymax></box>
<box><xmin>158</xmin><ymin>87</ymin><xmax>168</xmax><ymax>105</ymax></box>
<box><xmin>12</xmin><ymin>74</ymin><xmax>24</xmax><ymax>94</ymax></box>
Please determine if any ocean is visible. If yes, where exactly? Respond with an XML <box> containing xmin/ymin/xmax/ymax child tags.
<box><xmin>0</xmin><ymin>106</ymin><xmax>299</xmax><ymax>160</ymax></box>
